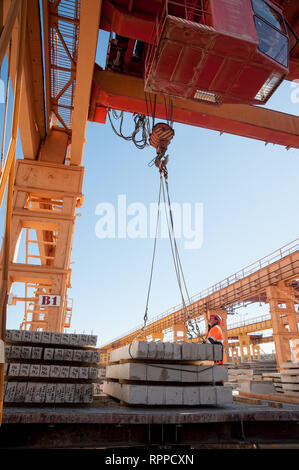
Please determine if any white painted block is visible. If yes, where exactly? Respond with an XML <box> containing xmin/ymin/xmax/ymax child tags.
<box><xmin>216</xmin><ymin>386</ymin><xmax>233</xmax><ymax>405</ymax></box>
<box><xmin>165</xmin><ymin>387</ymin><xmax>183</xmax><ymax>405</ymax></box>
<box><xmin>45</xmin><ymin>384</ymin><xmax>56</xmax><ymax>403</ymax></box>
<box><xmin>199</xmin><ymin>386</ymin><xmax>217</xmax><ymax>405</ymax></box>
<box><xmin>183</xmin><ymin>386</ymin><xmax>199</xmax><ymax>405</ymax></box>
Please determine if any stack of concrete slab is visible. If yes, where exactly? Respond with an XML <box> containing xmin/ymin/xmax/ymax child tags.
<box><xmin>103</xmin><ymin>342</ymin><xmax>232</xmax><ymax>406</ymax></box>
<box><xmin>279</xmin><ymin>363</ymin><xmax>299</xmax><ymax>396</ymax></box>
<box><xmin>4</xmin><ymin>330</ymin><xmax>101</xmax><ymax>405</ymax></box>
<box><xmin>225</xmin><ymin>361</ymin><xmax>277</xmax><ymax>394</ymax></box>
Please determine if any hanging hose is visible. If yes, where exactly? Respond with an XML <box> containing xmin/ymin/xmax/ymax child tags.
<box><xmin>108</xmin><ymin>109</ymin><xmax>150</xmax><ymax>150</ymax></box>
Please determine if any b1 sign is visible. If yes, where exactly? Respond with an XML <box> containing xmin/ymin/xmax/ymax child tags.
<box><xmin>38</xmin><ymin>295</ymin><xmax>61</xmax><ymax>307</ymax></box>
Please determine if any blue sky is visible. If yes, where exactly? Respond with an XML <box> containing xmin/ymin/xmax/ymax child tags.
<box><xmin>2</xmin><ymin>30</ymin><xmax>299</xmax><ymax>354</ymax></box>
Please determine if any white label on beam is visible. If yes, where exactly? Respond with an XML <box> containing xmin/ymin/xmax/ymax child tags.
<box><xmin>38</xmin><ymin>295</ymin><xmax>61</xmax><ymax>307</ymax></box>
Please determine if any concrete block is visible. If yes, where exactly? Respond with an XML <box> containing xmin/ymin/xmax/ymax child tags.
<box><xmin>40</xmin><ymin>365</ymin><xmax>50</xmax><ymax>378</ymax></box>
<box><xmin>60</xmin><ymin>334</ymin><xmax>70</xmax><ymax>345</ymax></box>
<box><xmin>19</xmin><ymin>364</ymin><xmax>30</xmax><ymax>377</ymax></box>
<box><xmin>29</xmin><ymin>364</ymin><xmax>40</xmax><ymax>377</ymax></box>
<box><xmin>41</xmin><ymin>332</ymin><xmax>52</xmax><ymax>343</ymax></box>
<box><xmin>164</xmin><ymin>342</ymin><xmax>174</xmax><ymax>360</ymax></box>
<box><xmin>197</xmin><ymin>366</ymin><xmax>213</xmax><ymax>382</ymax></box>
<box><xmin>147</xmin><ymin>364</ymin><xmax>181</xmax><ymax>382</ymax></box>
<box><xmin>50</xmin><ymin>365</ymin><xmax>61</xmax><ymax>378</ymax></box>
<box><xmin>50</xmin><ymin>333</ymin><xmax>62</xmax><ymax>344</ymax></box>
<box><xmin>63</xmin><ymin>349</ymin><xmax>74</xmax><ymax>361</ymax></box>
<box><xmin>155</xmin><ymin>342</ymin><xmax>165</xmax><ymax>360</ymax></box>
<box><xmin>21</xmin><ymin>330</ymin><xmax>33</xmax><ymax>342</ymax></box>
<box><xmin>20</xmin><ymin>346</ymin><xmax>32</xmax><ymax>359</ymax></box>
<box><xmin>31</xmin><ymin>347</ymin><xmax>43</xmax><ymax>360</ymax></box>
<box><xmin>216</xmin><ymin>386</ymin><xmax>233</xmax><ymax>405</ymax></box>
<box><xmin>33</xmin><ymin>383</ymin><xmax>47</xmax><ymax>403</ymax></box>
<box><xmin>89</xmin><ymin>367</ymin><xmax>99</xmax><ymax>379</ymax></box>
<box><xmin>25</xmin><ymin>383</ymin><xmax>36</xmax><ymax>403</ymax></box>
<box><xmin>5</xmin><ymin>346</ymin><xmax>11</xmax><ymax>359</ymax></box>
<box><xmin>92</xmin><ymin>351</ymin><xmax>101</xmax><ymax>362</ymax></box>
<box><xmin>110</xmin><ymin>341</ymin><xmax>148</xmax><ymax>361</ymax></box>
<box><xmin>165</xmin><ymin>387</ymin><xmax>183</xmax><ymax>405</ymax></box>
<box><xmin>147</xmin><ymin>342</ymin><xmax>156</xmax><ymax>359</ymax></box>
<box><xmin>44</xmin><ymin>348</ymin><xmax>54</xmax><ymax>360</ymax></box>
<box><xmin>122</xmin><ymin>363</ymin><xmax>146</xmax><ymax>381</ymax></box>
<box><xmin>60</xmin><ymin>366</ymin><xmax>70</xmax><ymax>378</ymax></box>
<box><xmin>82</xmin><ymin>350</ymin><xmax>93</xmax><ymax>363</ymax></box>
<box><xmin>32</xmin><ymin>331</ymin><xmax>42</xmax><ymax>343</ymax></box>
<box><xmin>15</xmin><ymin>382</ymin><xmax>27</xmax><ymax>402</ymax></box>
<box><xmin>74</xmin><ymin>384</ymin><xmax>85</xmax><ymax>403</ymax></box>
<box><xmin>11</xmin><ymin>330</ymin><xmax>22</xmax><ymax>342</ymax></box>
<box><xmin>4</xmin><ymin>382</ymin><xmax>17</xmax><ymax>402</ymax></box>
<box><xmin>213</xmin><ymin>366</ymin><xmax>228</xmax><ymax>382</ymax></box>
<box><xmin>54</xmin><ymin>348</ymin><xmax>64</xmax><ymax>361</ymax></box>
<box><xmin>213</xmin><ymin>344</ymin><xmax>223</xmax><ymax>362</ymax></box>
<box><xmin>173</xmin><ymin>343</ymin><xmax>181</xmax><ymax>360</ymax></box>
<box><xmin>199</xmin><ymin>386</ymin><xmax>217</xmax><ymax>405</ymax></box>
<box><xmin>83</xmin><ymin>384</ymin><xmax>94</xmax><ymax>403</ymax></box>
<box><xmin>65</xmin><ymin>384</ymin><xmax>75</xmax><ymax>403</ymax></box>
<box><xmin>147</xmin><ymin>386</ymin><xmax>165</xmax><ymax>405</ymax></box>
<box><xmin>79</xmin><ymin>334</ymin><xmax>89</xmax><ymax>346</ymax></box>
<box><xmin>55</xmin><ymin>384</ymin><xmax>66</xmax><ymax>403</ymax></box>
<box><xmin>70</xmin><ymin>334</ymin><xmax>80</xmax><ymax>346</ymax></box>
<box><xmin>5</xmin><ymin>330</ymin><xmax>12</xmax><ymax>341</ymax></box>
<box><xmin>88</xmin><ymin>335</ymin><xmax>98</xmax><ymax>347</ymax></box>
<box><xmin>69</xmin><ymin>367</ymin><xmax>80</xmax><ymax>379</ymax></box>
<box><xmin>8</xmin><ymin>363</ymin><xmax>20</xmax><ymax>376</ymax></box>
<box><xmin>10</xmin><ymin>346</ymin><xmax>21</xmax><ymax>359</ymax></box>
<box><xmin>183</xmin><ymin>386</ymin><xmax>199</xmax><ymax>406</ymax></box>
<box><xmin>181</xmin><ymin>342</ymin><xmax>192</xmax><ymax>360</ymax></box>
<box><xmin>45</xmin><ymin>384</ymin><xmax>56</xmax><ymax>403</ymax></box>
<box><xmin>79</xmin><ymin>367</ymin><xmax>89</xmax><ymax>379</ymax></box>
<box><xmin>4</xmin><ymin>363</ymin><xmax>8</xmax><ymax>376</ymax></box>
<box><xmin>73</xmin><ymin>350</ymin><xmax>83</xmax><ymax>362</ymax></box>
<box><xmin>206</xmin><ymin>344</ymin><xmax>214</xmax><ymax>361</ymax></box>
<box><xmin>181</xmin><ymin>365</ymin><xmax>197</xmax><ymax>382</ymax></box>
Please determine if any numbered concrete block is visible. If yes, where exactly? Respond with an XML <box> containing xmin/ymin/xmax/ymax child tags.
<box><xmin>54</xmin><ymin>349</ymin><xmax>64</xmax><ymax>361</ymax></box>
<box><xmin>8</xmin><ymin>363</ymin><xmax>20</xmax><ymax>376</ymax></box>
<box><xmin>20</xmin><ymin>346</ymin><xmax>32</xmax><ymax>359</ymax></box>
<box><xmin>33</xmin><ymin>383</ymin><xmax>47</xmax><ymax>403</ymax></box>
<box><xmin>73</xmin><ymin>350</ymin><xmax>83</xmax><ymax>362</ymax></box>
<box><xmin>51</xmin><ymin>333</ymin><xmax>62</xmax><ymax>344</ymax></box>
<box><xmin>65</xmin><ymin>384</ymin><xmax>75</xmax><ymax>403</ymax></box>
<box><xmin>88</xmin><ymin>335</ymin><xmax>97</xmax><ymax>347</ymax></box>
<box><xmin>25</xmin><ymin>383</ymin><xmax>36</xmax><ymax>403</ymax></box>
<box><xmin>45</xmin><ymin>384</ymin><xmax>56</xmax><ymax>403</ymax></box>
<box><xmin>31</xmin><ymin>331</ymin><xmax>42</xmax><ymax>343</ymax></box>
<box><xmin>21</xmin><ymin>330</ymin><xmax>33</xmax><ymax>342</ymax></box>
<box><xmin>55</xmin><ymin>384</ymin><xmax>66</xmax><ymax>403</ymax></box>
<box><xmin>50</xmin><ymin>365</ymin><xmax>61</xmax><ymax>378</ymax></box>
<box><xmin>15</xmin><ymin>382</ymin><xmax>27</xmax><ymax>403</ymax></box>
<box><xmin>60</xmin><ymin>366</ymin><xmax>70</xmax><ymax>378</ymax></box>
<box><xmin>31</xmin><ymin>347</ymin><xmax>43</xmax><ymax>360</ymax></box>
<box><xmin>29</xmin><ymin>364</ymin><xmax>41</xmax><ymax>377</ymax></box>
<box><xmin>5</xmin><ymin>382</ymin><xmax>18</xmax><ymax>402</ymax></box>
<box><xmin>10</xmin><ymin>346</ymin><xmax>21</xmax><ymax>359</ymax></box>
<box><xmin>40</xmin><ymin>365</ymin><xmax>50</xmax><ymax>378</ymax></box>
<box><xmin>60</xmin><ymin>334</ymin><xmax>70</xmax><ymax>345</ymax></box>
<box><xmin>44</xmin><ymin>348</ymin><xmax>54</xmax><ymax>360</ymax></box>
<box><xmin>41</xmin><ymin>332</ymin><xmax>52</xmax><ymax>344</ymax></box>
<box><xmin>19</xmin><ymin>364</ymin><xmax>30</xmax><ymax>377</ymax></box>
<box><xmin>63</xmin><ymin>349</ymin><xmax>74</xmax><ymax>361</ymax></box>
<box><xmin>69</xmin><ymin>367</ymin><xmax>80</xmax><ymax>379</ymax></box>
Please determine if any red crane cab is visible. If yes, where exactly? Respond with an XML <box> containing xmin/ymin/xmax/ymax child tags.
<box><xmin>145</xmin><ymin>0</ymin><xmax>290</xmax><ymax>105</ymax></box>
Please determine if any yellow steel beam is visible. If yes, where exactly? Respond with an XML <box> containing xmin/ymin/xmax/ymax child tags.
<box><xmin>70</xmin><ymin>0</ymin><xmax>102</xmax><ymax>166</ymax></box>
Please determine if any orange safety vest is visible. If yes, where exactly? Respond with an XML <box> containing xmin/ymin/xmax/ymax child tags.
<box><xmin>206</xmin><ymin>325</ymin><xmax>223</xmax><ymax>344</ymax></box>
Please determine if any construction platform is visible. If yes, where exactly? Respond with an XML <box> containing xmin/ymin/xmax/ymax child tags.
<box><xmin>1</xmin><ymin>397</ymin><xmax>299</xmax><ymax>449</ymax></box>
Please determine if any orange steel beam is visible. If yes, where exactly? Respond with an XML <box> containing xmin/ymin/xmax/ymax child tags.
<box><xmin>90</xmin><ymin>69</ymin><xmax>299</xmax><ymax>149</ymax></box>
<box><xmin>100</xmin><ymin>241</ymin><xmax>299</xmax><ymax>351</ymax></box>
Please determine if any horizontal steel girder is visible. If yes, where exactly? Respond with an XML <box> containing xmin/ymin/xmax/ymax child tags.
<box><xmin>90</xmin><ymin>69</ymin><xmax>299</xmax><ymax>149</ymax></box>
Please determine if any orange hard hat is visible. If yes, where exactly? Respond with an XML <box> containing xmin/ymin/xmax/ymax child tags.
<box><xmin>210</xmin><ymin>314</ymin><xmax>222</xmax><ymax>325</ymax></box>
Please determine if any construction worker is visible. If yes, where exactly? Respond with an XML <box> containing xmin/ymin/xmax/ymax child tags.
<box><xmin>206</xmin><ymin>314</ymin><xmax>223</xmax><ymax>365</ymax></box>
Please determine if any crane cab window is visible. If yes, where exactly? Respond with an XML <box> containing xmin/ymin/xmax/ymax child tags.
<box><xmin>252</xmin><ymin>0</ymin><xmax>288</xmax><ymax>67</ymax></box>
